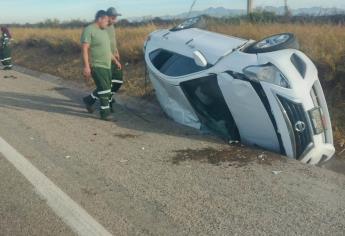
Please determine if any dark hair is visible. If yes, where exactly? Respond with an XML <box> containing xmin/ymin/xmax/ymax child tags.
<box><xmin>95</xmin><ymin>10</ymin><xmax>108</xmax><ymax>21</ymax></box>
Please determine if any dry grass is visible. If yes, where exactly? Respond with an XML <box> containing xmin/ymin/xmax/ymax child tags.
<box><xmin>10</xmin><ymin>22</ymin><xmax>345</xmax><ymax>143</ymax></box>
<box><xmin>11</xmin><ymin>22</ymin><xmax>345</xmax><ymax>78</ymax></box>
<box><xmin>11</xmin><ymin>25</ymin><xmax>157</xmax><ymax>96</ymax></box>
<box><xmin>11</xmin><ymin>24</ymin><xmax>157</xmax><ymax>62</ymax></box>
<box><xmin>11</xmin><ymin>22</ymin><xmax>345</xmax><ymax>94</ymax></box>
<box><xmin>209</xmin><ymin>22</ymin><xmax>345</xmax><ymax>80</ymax></box>
<box><xmin>12</xmin><ymin>28</ymin><xmax>81</xmax><ymax>44</ymax></box>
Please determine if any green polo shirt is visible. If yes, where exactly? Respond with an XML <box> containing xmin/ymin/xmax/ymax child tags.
<box><xmin>80</xmin><ymin>23</ymin><xmax>112</xmax><ymax>69</ymax></box>
<box><xmin>106</xmin><ymin>24</ymin><xmax>117</xmax><ymax>54</ymax></box>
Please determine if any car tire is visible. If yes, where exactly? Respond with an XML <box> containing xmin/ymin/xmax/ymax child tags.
<box><xmin>244</xmin><ymin>33</ymin><xmax>299</xmax><ymax>54</ymax></box>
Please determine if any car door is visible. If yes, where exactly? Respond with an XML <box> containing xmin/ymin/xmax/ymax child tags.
<box><xmin>217</xmin><ymin>72</ymin><xmax>282</xmax><ymax>152</ymax></box>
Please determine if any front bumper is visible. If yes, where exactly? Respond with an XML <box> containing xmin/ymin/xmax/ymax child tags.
<box><xmin>273</xmin><ymin>81</ymin><xmax>335</xmax><ymax>164</ymax></box>
<box><xmin>300</xmin><ymin>143</ymin><xmax>335</xmax><ymax>165</ymax></box>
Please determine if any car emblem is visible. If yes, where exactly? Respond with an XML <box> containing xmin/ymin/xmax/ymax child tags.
<box><xmin>295</xmin><ymin>121</ymin><xmax>306</xmax><ymax>133</ymax></box>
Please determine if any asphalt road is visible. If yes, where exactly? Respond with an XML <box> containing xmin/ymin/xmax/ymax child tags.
<box><xmin>0</xmin><ymin>68</ymin><xmax>344</xmax><ymax>236</ymax></box>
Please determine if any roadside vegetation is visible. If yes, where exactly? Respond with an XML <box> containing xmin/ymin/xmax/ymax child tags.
<box><xmin>7</xmin><ymin>14</ymin><xmax>345</xmax><ymax>148</ymax></box>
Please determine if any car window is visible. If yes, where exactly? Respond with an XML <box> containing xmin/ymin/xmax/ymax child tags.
<box><xmin>150</xmin><ymin>49</ymin><xmax>173</xmax><ymax>70</ymax></box>
<box><xmin>180</xmin><ymin>75</ymin><xmax>240</xmax><ymax>141</ymax></box>
<box><xmin>149</xmin><ymin>49</ymin><xmax>211</xmax><ymax>77</ymax></box>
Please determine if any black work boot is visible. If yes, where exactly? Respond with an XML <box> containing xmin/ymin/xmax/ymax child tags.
<box><xmin>3</xmin><ymin>66</ymin><xmax>12</xmax><ymax>70</ymax></box>
<box><xmin>83</xmin><ymin>95</ymin><xmax>96</xmax><ymax>113</ymax></box>
<box><xmin>109</xmin><ymin>100</ymin><xmax>115</xmax><ymax>113</ymax></box>
<box><xmin>101</xmin><ymin>116</ymin><xmax>112</xmax><ymax>121</ymax></box>
<box><xmin>100</xmin><ymin>110</ymin><xmax>112</xmax><ymax>121</ymax></box>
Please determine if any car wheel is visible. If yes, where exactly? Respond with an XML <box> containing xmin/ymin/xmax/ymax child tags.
<box><xmin>244</xmin><ymin>33</ymin><xmax>299</xmax><ymax>53</ymax></box>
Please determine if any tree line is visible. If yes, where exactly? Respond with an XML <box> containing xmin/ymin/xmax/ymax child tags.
<box><xmin>4</xmin><ymin>12</ymin><xmax>345</xmax><ymax>28</ymax></box>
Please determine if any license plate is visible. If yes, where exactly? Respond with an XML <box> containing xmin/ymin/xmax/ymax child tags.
<box><xmin>309</xmin><ymin>107</ymin><xmax>324</xmax><ymax>135</ymax></box>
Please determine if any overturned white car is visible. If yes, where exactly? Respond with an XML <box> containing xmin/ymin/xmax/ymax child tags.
<box><xmin>144</xmin><ymin>18</ymin><xmax>335</xmax><ymax>164</ymax></box>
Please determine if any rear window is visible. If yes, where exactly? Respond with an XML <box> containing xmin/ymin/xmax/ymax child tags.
<box><xmin>149</xmin><ymin>49</ymin><xmax>211</xmax><ymax>77</ymax></box>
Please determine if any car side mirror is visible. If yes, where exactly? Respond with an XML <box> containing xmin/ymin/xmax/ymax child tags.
<box><xmin>193</xmin><ymin>51</ymin><xmax>208</xmax><ymax>67</ymax></box>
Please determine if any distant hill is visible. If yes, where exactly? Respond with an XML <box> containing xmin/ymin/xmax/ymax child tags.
<box><xmin>164</xmin><ymin>7</ymin><xmax>245</xmax><ymax>19</ymax></box>
<box><xmin>260</xmin><ymin>6</ymin><xmax>345</xmax><ymax>16</ymax></box>
<box><xmin>128</xmin><ymin>6</ymin><xmax>345</xmax><ymax>22</ymax></box>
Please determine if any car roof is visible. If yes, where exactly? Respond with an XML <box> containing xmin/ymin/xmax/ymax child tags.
<box><xmin>165</xmin><ymin>28</ymin><xmax>249</xmax><ymax>64</ymax></box>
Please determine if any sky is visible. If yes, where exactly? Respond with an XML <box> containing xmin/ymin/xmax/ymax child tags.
<box><xmin>0</xmin><ymin>0</ymin><xmax>345</xmax><ymax>23</ymax></box>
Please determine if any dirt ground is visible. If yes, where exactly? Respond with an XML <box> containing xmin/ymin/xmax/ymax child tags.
<box><xmin>0</xmin><ymin>66</ymin><xmax>345</xmax><ymax>235</ymax></box>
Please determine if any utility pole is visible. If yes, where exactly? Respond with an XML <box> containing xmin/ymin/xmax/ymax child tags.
<box><xmin>284</xmin><ymin>0</ymin><xmax>289</xmax><ymax>16</ymax></box>
<box><xmin>247</xmin><ymin>0</ymin><xmax>253</xmax><ymax>15</ymax></box>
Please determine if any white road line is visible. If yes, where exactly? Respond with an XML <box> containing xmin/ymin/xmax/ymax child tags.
<box><xmin>0</xmin><ymin>137</ymin><xmax>113</xmax><ymax>236</ymax></box>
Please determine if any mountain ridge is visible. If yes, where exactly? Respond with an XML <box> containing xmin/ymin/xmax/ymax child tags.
<box><xmin>128</xmin><ymin>6</ymin><xmax>345</xmax><ymax>22</ymax></box>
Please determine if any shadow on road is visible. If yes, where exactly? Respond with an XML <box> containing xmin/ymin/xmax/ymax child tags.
<box><xmin>1</xmin><ymin>82</ymin><xmax>344</xmax><ymax>173</ymax></box>
<box><xmin>0</xmin><ymin>90</ymin><xmax>91</xmax><ymax>119</ymax></box>
<box><xmin>320</xmin><ymin>157</ymin><xmax>345</xmax><ymax>175</ymax></box>
<box><xmin>0</xmin><ymin>88</ymin><xmax>221</xmax><ymax>144</ymax></box>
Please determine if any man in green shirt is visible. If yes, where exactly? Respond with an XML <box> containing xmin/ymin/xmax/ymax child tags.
<box><xmin>81</xmin><ymin>10</ymin><xmax>114</xmax><ymax>121</ymax></box>
<box><xmin>106</xmin><ymin>7</ymin><xmax>123</xmax><ymax>111</ymax></box>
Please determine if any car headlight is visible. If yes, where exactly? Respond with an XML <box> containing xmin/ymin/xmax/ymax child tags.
<box><xmin>243</xmin><ymin>64</ymin><xmax>290</xmax><ymax>88</ymax></box>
